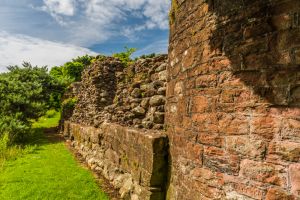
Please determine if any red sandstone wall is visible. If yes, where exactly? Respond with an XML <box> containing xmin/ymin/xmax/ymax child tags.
<box><xmin>166</xmin><ymin>0</ymin><xmax>300</xmax><ymax>199</ymax></box>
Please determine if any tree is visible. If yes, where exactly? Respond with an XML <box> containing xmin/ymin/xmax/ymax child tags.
<box><xmin>49</xmin><ymin>55</ymin><xmax>95</xmax><ymax>109</ymax></box>
<box><xmin>0</xmin><ymin>63</ymin><xmax>59</xmax><ymax>142</ymax></box>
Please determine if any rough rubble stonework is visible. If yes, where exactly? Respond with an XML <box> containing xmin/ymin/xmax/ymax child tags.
<box><xmin>70</xmin><ymin>55</ymin><xmax>168</xmax><ymax>130</ymax></box>
<box><xmin>62</xmin><ymin>55</ymin><xmax>170</xmax><ymax>200</ymax></box>
<box><xmin>166</xmin><ymin>0</ymin><xmax>300</xmax><ymax>199</ymax></box>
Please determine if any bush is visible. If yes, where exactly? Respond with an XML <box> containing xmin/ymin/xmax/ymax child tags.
<box><xmin>61</xmin><ymin>98</ymin><xmax>77</xmax><ymax>121</ymax></box>
<box><xmin>45</xmin><ymin>110</ymin><xmax>57</xmax><ymax>118</ymax></box>
<box><xmin>0</xmin><ymin>63</ymin><xmax>58</xmax><ymax>143</ymax></box>
<box><xmin>113</xmin><ymin>47</ymin><xmax>136</xmax><ymax>67</ymax></box>
<box><xmin>0</xmin><ymin>133</ymin><xmax>9</xmax><ymax>153</ymax></box>
<box><xmin>62</xmin><ymin>97</ymin><xmax>78</xmax><ymax>111</ymax></box>
<box><xmin>138</xmin><ymin>53</ymin><xmax>156</xmax><ymax>59</ymax></box>
<box><xmin>50</xmin><ymin>55</ymin><xmax>95</xmax><ymax>84</ymax></box>
<box><xmin>49</xmin><ymin>55</ymin><xmax>95</xmax><ymax>109</ymax></box>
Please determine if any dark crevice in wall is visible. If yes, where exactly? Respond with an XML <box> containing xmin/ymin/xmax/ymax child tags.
<box><xmin>149</xmin><ymin>136</ymin><xmax>170</xmax><ymax>200</ymax></box>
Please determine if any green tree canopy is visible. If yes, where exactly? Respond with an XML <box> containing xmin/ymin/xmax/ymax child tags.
<box><xmin>0</xmin><ymin>63</ymin><xmax>59</xmax><ymax>142</ymax></box>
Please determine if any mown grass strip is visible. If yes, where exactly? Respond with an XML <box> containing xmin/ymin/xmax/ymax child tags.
<box><xmin>0</xmin><ymin>110</ymin><xmax>109</xmax><ymax>200</ymax></box>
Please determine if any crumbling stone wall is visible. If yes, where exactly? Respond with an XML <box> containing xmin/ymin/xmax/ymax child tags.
<box><xmin>70</xmin><ymin>55</ymin><xmax>167</xmax><ymax>130</ymax></box>
<box><xmin>63</xmin><ymin>55</ymin><xmax>169</xmax><ymax>200</ymax></box>
<box><xmin>63</xmin><ymin>121</ymin><xmax>169</xmax><ymax>199</ymax></box>
<box><xmin>166</xmin><ymin>0</ymin><xmax>300</xmax><ymax>199</ymax></box>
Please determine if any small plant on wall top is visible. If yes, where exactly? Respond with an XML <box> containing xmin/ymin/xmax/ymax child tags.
<box><xmin>113</xmin><ymin>46</ymin><xmax>137</xmax><ymax>67</ymax></box>
<box><xmin>169</xmin><ymin>0</ymin><xmax>179</xmax><ymax>25</ymax></box>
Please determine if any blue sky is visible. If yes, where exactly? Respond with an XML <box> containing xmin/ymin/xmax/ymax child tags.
<box><xmin>0</xmin><ymin>0</ymin><xmax>170</xmax><ymax>71</ymax></box>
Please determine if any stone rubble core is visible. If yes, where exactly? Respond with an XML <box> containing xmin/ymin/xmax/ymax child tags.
<box><xmin>69</xmin><ymin>55</ymin><xmax>168</xmax><ymax>130</ymax></box>
<box><xmin>63</xmin><ymin>121</ymin><xmax>169</xmax><ymax>200</ymax></box>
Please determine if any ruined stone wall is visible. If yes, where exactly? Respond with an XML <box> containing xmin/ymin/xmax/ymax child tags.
<box><xmin>63</xmin><ymin>121</ymin><xmax>168</xmax><ymax>199</ymax></box>
<box><xmin>62</xmin><ymin>55</ymin><xmax>169</xmax><ymax>200</ymax></box>
<box><xmin>70</xmin><ymin>55</ymin><xmax>167</xmax><ymax>130</ymax></box>
<box><xmin>166</xmin><ymin>0</ymin><xmax>300</xmax><ymax>199</ymax></box>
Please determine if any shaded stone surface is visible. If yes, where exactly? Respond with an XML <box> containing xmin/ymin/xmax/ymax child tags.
<box><xmin>166</xmin><ymin>0</ymin><xmax>300</xmax><ymax>199</ymax></box>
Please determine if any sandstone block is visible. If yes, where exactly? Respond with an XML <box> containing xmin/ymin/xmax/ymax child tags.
<box><xmin>265</xmin><ymin>187</ymin><xmax>295</xmax><ymax>200</ymax></box>
<box><xmin>131</xmin><ymin>88</ymin><xmax>142</xmax><ymax>98</ymax></box>
<box><xmin>197</xmin><ymin>132</ymin><xmax>224</xmax><ymax>148</ymax></box>
<box><xmin>140</xmin><ymin>98</ymin><xmax>149</xmax><ymax>108</ymax></box>
<box><xmin>219</xmin><ymin>113</ymin><xmax>249</xmax><ymax>135</ymax></box>
<box><xmin>225</xmin><ymin>136</ymin><xmax>267</xmax><ymax>159</ymax></box>
<box><xmin>158</xmin><ymin>70</ymin><xmax>168</xmax><ymax>81</ymax></box>
<box><xmin>191</xmin><ymin>96</ymin><xmax>209</xmax><ymax>113</ymax></box>
<box><xmin>251</xmin><ymin>116</ymin><xmax>280</xmax><ymax>140</ymax></box>
<box><xmin>268</xmin><ymin>141</ymin><xmax>300</xmax><ymax>163</ymax></box>
<box><xmin>289</xmin><ymin>164</ymin><xmax>300</xmax><ymax>197</ymax></box>
<box><xmin>153</xmin><ymin>112</ymin><xmax>165</xmax><ymax>124</ymax></box>
<box><xmin>232</xmin><ymin>182</ymin><xmax>266</xmax><ymax>200</ymax></box>
<box><xmin>195</xmin><ymin>74</ymin><xmax>217</xmax><ymax>88</ymax></box>
<box><xmin>203</xmin><ymin>146</ymin><xmax>240</xmax><ymax>175</ymax></box>
<box><xmin>240</xmin><ymin>159</ymin><xmax>287</xmax><ymax>187</ymax></box>
<box><xmin>155</xmin><ymin>63</ymin><xmax>167</xmax><ymax>72</ymax></box>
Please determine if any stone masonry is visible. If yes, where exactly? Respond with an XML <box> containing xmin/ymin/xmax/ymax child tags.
<box><xmin>70</xmin><ymin>55</ymin><xmax>167</xmax><ymax>130</ymax></box>
<box><xmin>166</xmin><ymin>0</ymin><xmax>300</xmax><ymax>199</ymax></box>
<box><xmin>62</xmin><ymin>1</ymin><xmax>300</xmax><ymax>199</ymax></box>
<box><xmin>63</xmin><ymin>121</ymin><xmax>169</xmax><ymax>199</ymax></box>
<box><xmin>62</xmin><ymin>55</ymin><xmax>170</xmax><ymax>200</ymax></box>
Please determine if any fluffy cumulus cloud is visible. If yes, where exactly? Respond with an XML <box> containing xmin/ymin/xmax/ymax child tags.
<box><xmin>43</xmin><ymin>0</ymin><xmax>76</xmax><ymax>16</ymax></box>
<box><xmin>38</xmin><ymin>0</ymin><xmax>170</xmax><ymax>43</ymax></box>
<box><xmin>0</xmin><ymin>31</ymin><xmax>96</xmax><ymax>72</ymax></box>
<box><xmin>0</xmin><ymin>0</ymin><xmax>170</xmax><ymax>68</ymax></box>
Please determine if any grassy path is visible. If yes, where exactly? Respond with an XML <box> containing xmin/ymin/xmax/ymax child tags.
<box><xmin>0</xmin><ymin>111</ymin><xmax>109</xmax><ymax>200</ymax></box>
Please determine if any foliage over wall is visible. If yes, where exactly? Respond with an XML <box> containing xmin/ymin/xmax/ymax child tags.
<box><xmin>49</xmin><ymin>55</ymin><xmax>95</xmax><ymax>109</ymax></box>
<box><xmin>0</xmin><ymin>49</ymin><xmax>158</xmax><ymax>144</ymax></box>
<box><xmin>113</xmin><ymin>47</ymin><xmax>136</xmax><ymax>67</ymax></box>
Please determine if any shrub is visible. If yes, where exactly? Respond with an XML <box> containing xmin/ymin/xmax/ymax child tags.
<box><xmin>61</xmin><ymin>98</ymin><xmax>77</xmax><ymax>120</ymax></box>
<box><xmin>62</xmin><ymin>97</ymin><xmax>78</xmax><ymax>111</ymax></box>
<box><xmin>169</xmin><ymin>0</ymin><xmax>179</xmax><ymax>25</ymax></box>
<box><xmin>0</xmin><ymin>133</ymin><xmax>9</xmax><ymax>152</ymax></box>
<box><xmin>49</xmin><ymin>55</ymin><xmax>95</xmax><ymax>109</ymax></box>
<box><xmin>113</xmin><ymin>47</ymin><xmax>137</xmax><ymax>67</ymax></box>
<box><xmin>45</xmin><ymin>110</ymin><xmax>57</xmax><ymax>118</ymax></box>
<box><xmin>138</xmin><ymin>53</ymin><xmax>156</xmax><ymax>59</ymax></box>
<box><xmin>0</xmin><ymin>63</ymin><xmax>58</xmax><ymax>142</ymax></box>
<box><xmin>50</xmin><ymin>55</ymin><xmax>95</xmax><ymax>84</ymax></box>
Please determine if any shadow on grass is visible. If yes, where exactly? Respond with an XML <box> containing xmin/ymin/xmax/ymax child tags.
<box><xmin>24</xmin><ymin>127</ymin><xmax>62</xmax><ymax>147</ymax></box>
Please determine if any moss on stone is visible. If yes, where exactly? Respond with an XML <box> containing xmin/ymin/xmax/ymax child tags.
<box><xmin>169</xmin><ymin>0</ymin><xmax>179</xmax><ymax>25</ymax></box>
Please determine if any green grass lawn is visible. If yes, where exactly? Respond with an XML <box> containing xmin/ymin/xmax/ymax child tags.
<box><xmin>0</xmin><ymin>110</ymin><xmax>109</xmax><ymax>200</ymax></box>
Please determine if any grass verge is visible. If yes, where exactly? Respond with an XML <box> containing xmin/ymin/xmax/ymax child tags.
<box><xmin>0</xmin><ymin>110</ymin><xmax>109</xmax><ymax>200</ymax></box>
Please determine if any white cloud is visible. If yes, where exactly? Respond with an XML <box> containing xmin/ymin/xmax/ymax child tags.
<box><xmin>38</xmin><ymin>0</ymin><xmax>170</xmax><ymax>44</ymax></box>
<box><xmin>0</xmin><ymin>31</ymin><xmax>96</xmax><ymax>72</ymax></box>
<box><xmin>143</xmin><ymin>0</ymin><xmax>170</xmax><ymax>29</ymax></box>
<box><xmin>83</xmin><ymin>0</ymin><xmax>170</xmax><ymax>29</ymax></box>
<box><xmin>43</xmin><ymin>0</ymin><xmax>76</xmax><ymax>16</ymax></box>
<box><xmin>133</xmin><ymin>39</ymin><xmax>168</xmax><ymax>57</ymax></box>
